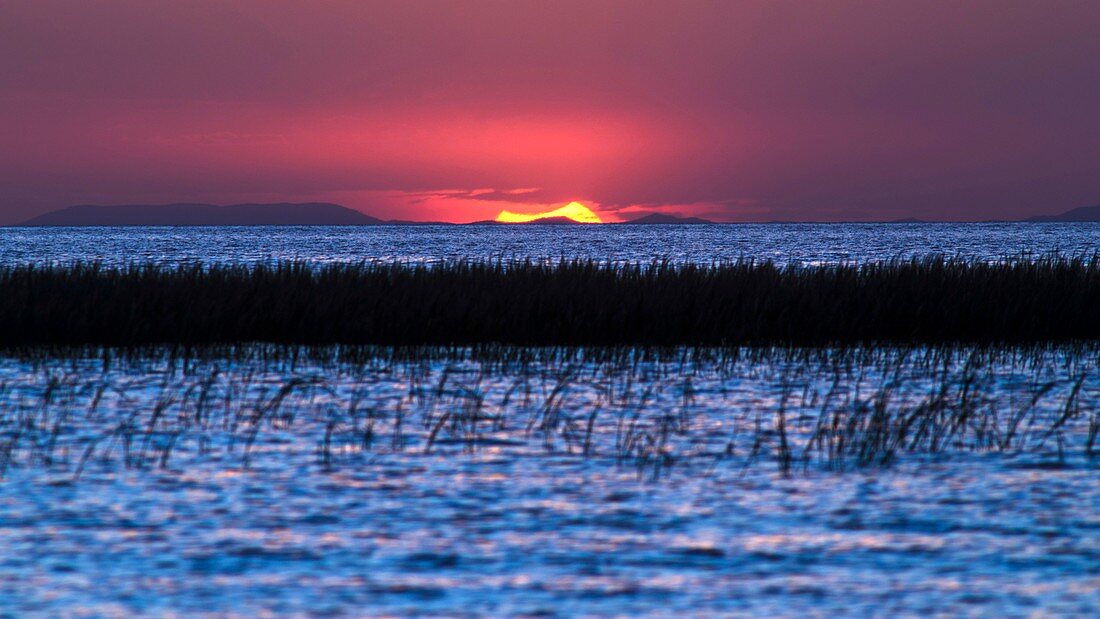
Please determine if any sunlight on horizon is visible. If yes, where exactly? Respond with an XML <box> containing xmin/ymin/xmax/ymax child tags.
<box><xmin>495</xmin><ymin>201</ymin><xmax>602</xmax><ymax>224</ymax></box>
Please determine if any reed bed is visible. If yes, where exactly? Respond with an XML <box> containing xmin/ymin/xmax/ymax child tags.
<box><xmin>3</xmin><ymin>256</ymin><xmax>1100</xmax><ymax>347</ymax></box>
<box><xmin>0</xmin><ymin>346</ymin><xmax>1095</xmax><ymax>480</ymax></box>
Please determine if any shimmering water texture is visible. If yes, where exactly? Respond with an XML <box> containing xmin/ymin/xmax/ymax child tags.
<box><xmin>4</xmin><ymin>222</ymin><xmax>1100</xmax><ymax>267</ymax></box>
<box><xmin>1</xmin><ymin>348</ymin><xmax>1097</xmax><ymax>616</ymax></box>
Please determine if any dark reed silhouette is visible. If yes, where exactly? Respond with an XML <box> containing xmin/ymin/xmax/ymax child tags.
<box><xmin>3</xmin><ymin>256</ymin><xmax>1100</xmax><ymax>347</ymax></box>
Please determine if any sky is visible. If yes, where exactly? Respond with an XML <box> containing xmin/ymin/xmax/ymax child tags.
<box><xmin>2</xmin><ymin>0</ymin><xmax>1099</xmax><ymax>223</ymax></box>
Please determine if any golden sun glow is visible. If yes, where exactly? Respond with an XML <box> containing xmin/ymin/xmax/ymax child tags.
<box><xmin>495</xmin><ymin>201</ymin><xmax>602</xmax><ymax>224</ymax></box>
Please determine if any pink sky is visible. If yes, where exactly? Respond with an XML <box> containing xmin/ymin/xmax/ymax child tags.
<box><xmin>2</xmin><ymin>1</ymin><xmax>1099</xmax><ymax>223</ymax></box>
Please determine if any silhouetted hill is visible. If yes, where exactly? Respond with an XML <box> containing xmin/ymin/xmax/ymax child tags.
<box><xmin>20</xmin><ymin>203</ymin><xmax>385</xmax><ymax>226</ymax></box>
<box><xmin>467</xmin><ymin>217</ymin><xmax>590</xmax><ymax>225</ymax></box>
<box><xmin>385</xmin><ymin>219</ymin><xmax>449</xmax><ymax>226</ymax></box>
<box><xmin>519</xmin><ymin>216</ymin><xmax>588</xmax><ymax>224</ymax></box>
<box><xmin>1025</xmin><ymin>204</ymin><xmax>1100</xmax><ymax>222</ymax></box>
<box><xmin>624</xmin><ymin>213</ymin><xmax>713</xmax><ymax>224</ymax></box>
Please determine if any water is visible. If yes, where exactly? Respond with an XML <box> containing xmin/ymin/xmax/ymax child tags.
<box><xmin>3</xmin><ymin>225</ymin><xmax>1099</xmax><ymax>616</ymax></box>
<box><xmin>0</xmin><ymin>349</ymin><xmax>1097</xmax><ymax>616</ymax></box>
<box><xmin>3</xmin><ymin>222</ymin><xmax>1100</xmax><ymax>266</ymax></box>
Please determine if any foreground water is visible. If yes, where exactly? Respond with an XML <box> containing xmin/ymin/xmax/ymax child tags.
<box><xmin>3</xmin><ymin>222</ymin><xmax>1100</xmax><ymax>266</ymax></box>
<box><xmin>1</xmin><ymin>348</ymin><xmax>1097</xmax><ymax>616</ymax></box>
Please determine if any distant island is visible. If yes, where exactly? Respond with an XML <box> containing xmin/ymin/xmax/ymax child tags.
<box><xmin>469</xmin><ymin>213</ymin><xmax>715</xmax><ymax>225</ymax></box>
<box><xmin>19</xmin><ymin>203</ymin><xmax>390</xmax><ymax>226</ymax></box>
<box><xmin>1025</xmin><ymin>204</ymin><xmax>1100</xmax><ymax>222</ymax></box>
<box><xmin>466</xmin><ymin>217</ymin><xmax>583</xmax><ymax>225</ymax></box>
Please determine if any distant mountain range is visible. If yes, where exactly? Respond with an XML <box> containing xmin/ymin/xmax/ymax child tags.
<box><xmin>13</xmin><ymin>202</ymin><xmax>1100</xmax><ymax>226</ymax></box>
<box><xmin>20</xmin><ymin>203</ymin><xmax>389</xmax><ymax>226</ymax></box>
<box><xmin>885</xmin><ymin>205</ymin><xmax>1100</xmax><ymax>224</ymax></box>
<box><xmin>1024</xmin><ymin>204</ymin><xmax>1100</xmax><ymax>222</ymax></box>
<box><xmin>17</xmin><ymin>203</ymin><xmax>718</xmax><ymax>226</ymax></box>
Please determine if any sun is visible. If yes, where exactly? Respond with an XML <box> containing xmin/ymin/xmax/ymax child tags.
<box><xmin>495</xmin><ymin>201</ymin><xmax>602</xmax><ymax>224</ymax></box>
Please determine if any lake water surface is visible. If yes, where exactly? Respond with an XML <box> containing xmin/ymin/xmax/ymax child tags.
<box><xmin>1</xmin><ymin>348</ymin><xmax>1097</xmax><ymax>616</ymax></box>
<box><xmin>3</xmin><ymin>222</ymin><xmax>1100</xmax><ymax>266</ymax></box>
<box><xmin>1</xmin><ymin>226</ymin><xmax>1098</xmax><ymax>616</ymax></box>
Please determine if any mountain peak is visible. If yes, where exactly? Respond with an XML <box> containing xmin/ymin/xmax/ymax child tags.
<box><xmin>1025</xmin><ymin>204</ymin><xmax>1100</xmax><ymax>222</ymax></box>
<box><xmin>19</xmin><ymin>202</ymin><xmax>385</xmax><ymax>226</ymax></box>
